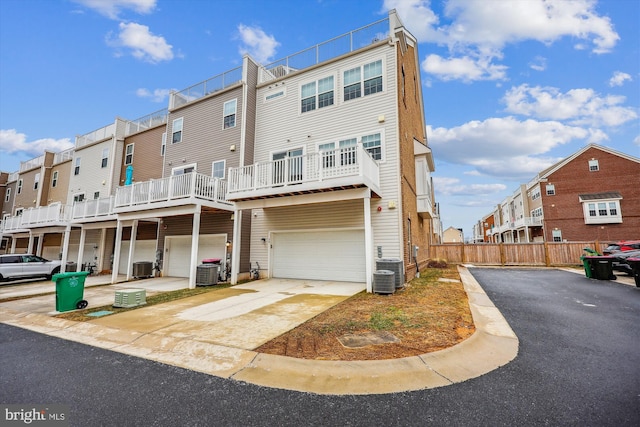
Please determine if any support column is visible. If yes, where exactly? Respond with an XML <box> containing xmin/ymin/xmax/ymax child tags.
<box><xmin>61</xmin><ymin>225</ymin><xmax>71</xmax><ymax>273</ymax></box>
<box><xmin>36</xmin><ymin>234</ymin><xmax>44</xmax><ymax>257</ymax></box>
<box><xmin>77</xmin><ymin>227</ymin><xmax>86</xmax><ymax>272</ymax></box>
<box><xmin>188</xmin><ymin>206</ymin><xmax>201</xmax><ymax>289</ymax></box>
<box><xmin>97</xmin><ymin>228</ymin><xmax>107</xmax><ymax>272</ymax></box>
<box><xmin>27</xmin><ymin>233</ymin><xmax>34</xmax><ymax>254</ymax></box>
<box><xmin>364</xmin><ymin>196</ymin><xmax>373</xmax><ymax>293</ymax></box>
<box><xmin>231</xmin><ymin>210</ymin><xmax>242</xmax><ymax>285</ymax></box>
<box><xmin>111</xmin><ymin>220</ymin><xmax>123</xmax><ymax>284</ymax></box>
<box><xmin>126</xmin><ymin>220</ymin><xmax>138</xmax><ymax>281</ymax></box>
<box><xmin>11</xmin><ymin>237</ymin><xmax>17</xmax><ymax>253</ymax></box>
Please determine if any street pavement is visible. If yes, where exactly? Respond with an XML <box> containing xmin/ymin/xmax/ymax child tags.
<box><xmin>1</xmin><ymin>267</ymin><xmax>638</xmax><ymax>426</ymax></box>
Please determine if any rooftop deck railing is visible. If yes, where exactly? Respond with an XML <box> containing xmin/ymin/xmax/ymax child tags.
<box><xmin>19</xmin><ymin>154</ymin><xmax>45</xmax><ymax>172</ymax></box>
<box><xmin>170</xmin><ymin>67</ymin><xmax>243</xmax><ymax>109</ymax></box>
<box><xmin>259</xmin><ymin>17</ymin><xmax>389</xmax><ymax>83</ymax></box>
<box><xmin>125</xmin><ymin>108</ymin><xmax>169</xmax><ymax>136</ymax></box>
<box><xmin>76</xmin><ymin>123</ymin><xmax>116</xmax><ymax>149</ymax></box>
<box><xmin>54</xmin><ymin>148</ymin><xmax>74</xmax><ymax>164</ymax></box>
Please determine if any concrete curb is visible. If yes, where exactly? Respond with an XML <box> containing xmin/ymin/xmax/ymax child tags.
<box><xmin>1</xmin><ymin>265</ymin><xmax>519</xmax><ymax>395</ymax></box>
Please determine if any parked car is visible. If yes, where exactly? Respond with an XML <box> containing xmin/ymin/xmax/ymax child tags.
<box><xmin>609</xmin><ymin>249</ymin><xmax>640</xmax><ymax>275</ymax></box>
<box><xmin>603</xmin><ymin>240</ymin><xmax>640</xmax><ymax>255</ymax></box>
<box><xmin>0</xmin><ymin>254</ymin><xmax>64</xmax><ymax>281</ymax></box>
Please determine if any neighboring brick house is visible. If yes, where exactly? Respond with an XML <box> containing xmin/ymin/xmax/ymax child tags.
<box><xmin>483</xmin><ymin>144</ymin><xmax>639</xmax><ymax>243</ymax></box>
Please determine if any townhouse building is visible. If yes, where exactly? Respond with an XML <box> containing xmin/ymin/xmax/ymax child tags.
<box><xmin>1</xmin><ymin>10</ymin><xmax>438</xmax><ymax>291</ymax></box>
<box><xmin>483</xmin><ymin>144</ymin><xmax>639</xmax><ymax>243</ymax></box>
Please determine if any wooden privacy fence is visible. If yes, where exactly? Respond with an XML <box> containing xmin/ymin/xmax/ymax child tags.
<box><xmin>429</xmin><ymin>242</ymin><xmax>606</xmax><ymax>267</ymax></box>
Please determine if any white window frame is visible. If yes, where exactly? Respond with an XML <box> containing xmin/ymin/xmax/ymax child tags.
<box><xmin>161</xmin><ymin>132</ymin><xmax>166</xmax><ymax>156</ymax></box>
<box><xmin>300</xmin><ymin>75</ymin><xmax>334</xmax><ymax>113</ymax></box>
<box><xmin>582</xmin><ymin>199</ymin><xmax>622</xmax><ymax>224</ymax></box>
<box><xmin>124</xmin><ymin>144</ymin><xmax>134</xmax><ymax>165</ymax></box>
<box><xmin>15</xmin><ymin>208</ymin><xmax>23</xmax><ymax>217</ymax></box>
<box><xmin>546</xmin><ymin>184</ymin><xmax>555</xmax><ymax>195</ymax></box>
<box><xmin>223</xmin><ymin>99</ymin><xmax>237</xmax><ymax>129</ymax></box>
<box><xmin>212</xmin><ymin>160</ymin><xmax>226</xmax><ymax>179</ymax></box>
<box><xmin>265</xmin><ymin>88</ymin><xmax>285</xmax><ymax>102</ymax></box>
<box><xmin>33</xmin><ymin>173</ymin><xmax>40</xmax><ymax>190</ymax></box>
<box><xmin>5</xmin><ymin>187</ymin><xmax>10</xmax><ymax>202</ymax></box>
<box><xmin>552</xmin><ymin>229</ymin><xmax>562</xmax><ymax>242</ymax></box>
<box><xmin>74</xmin><ymin>157</ymin><xmax>81</xmax><ymax>176</ymax></box>
<box><xmin>101</xmin><ymin>147</ymin><xmax>109</xmax><ymax>168</ymax></box>
<box><xmin>343</xmin><ymin>59</ymin><xmax>383</xmax><ymax>102</ymax></box>
<box><xmin>17</xmin><ymin>179</ymin><xmax>23</xmax><ymax>194</ymax></box>
<box><xmin>93</xmin><ymin>191</ymin><xmax>100</xmax><ymax>199</ymax></box>
<box><xmin>530</xmin><ymin>186</ymin><xmax>541</xmax><ymax>201</ymax></box>
<box><xmin>531</xmin><ymin>207</ymin><xmax>543</xmax><ymax>218</ymax></box>
<box><xmin>362</xmin><ymin>132</ymin><xmax>383</xmax><ymax>161</ymax></box>
<box><xmin>171</xmin><ymin>163</ymin><xmax>197</xmax><ymax>176</ymax></box>
<box><xmin>172</xmin><ymin>118</ymin><xmax>183</xmax><ymax>144</ymax></box>
<box><xmin>51</xmin><ymin>171</ymin><xmax>58</xmax><ymax>188</ymax></box>
<box><xmin>73</xmin><ymin>193</ymin><xmax>85</xmax><ymax>203</ymax></box>
<box><xmin>588</xmin><ymin>159</ymin><xmax>599</xmax><ymax>171</ymax></box>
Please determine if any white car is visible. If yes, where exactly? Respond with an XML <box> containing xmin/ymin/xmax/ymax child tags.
<box><xmin>0</xmin><ymin>254</ymin><xmax>63</xmax><ymax>281</ymax></box>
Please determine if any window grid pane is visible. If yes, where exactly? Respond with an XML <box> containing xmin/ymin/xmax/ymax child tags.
<box><xmin>301</xmin><ymin>97</ymin><xmax>316</xmax><ymax>112</ymax></box>
<box><xmin>364</xmin><ymin>76</ymin><xmax>383</xmax><ymax>95</ymax></box>
<box><xmin>344</xmin><ymin>83</ymin><xmax>361</xmax><ymax>101</ymax></box>
<box><xmin>318</xmin><ymin>91</ymin><xmax>333</xmax><ymax>108</ymax></box>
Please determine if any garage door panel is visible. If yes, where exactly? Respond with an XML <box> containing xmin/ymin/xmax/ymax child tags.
<box><xmin>272</xmin><ymin>230</ymin><xmax>365</xmax><ymax>282</ymax></box>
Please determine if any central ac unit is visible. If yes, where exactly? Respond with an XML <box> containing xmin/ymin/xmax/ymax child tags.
<box><xmin>114</xmin><ymin>289</ymin><xmax>146</xmax><ymax>308</ymax></box>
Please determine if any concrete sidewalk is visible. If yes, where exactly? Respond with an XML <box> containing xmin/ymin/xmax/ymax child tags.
<box><xmin>0</xmin><ymin>267</ymin><xmax>519</xmax><ymax>395</ymax></box>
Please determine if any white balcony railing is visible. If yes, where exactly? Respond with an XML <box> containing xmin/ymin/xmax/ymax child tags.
<box><xmin>1</xmin><ymin>204</ymin><xmax>71</xmax><ymax>232</ymax></box>
<box><xmin>114</xmin><ymin>173</ymin><xmax>230</xmax><ymax>210</ymax></box>
<box><xmin>417</xmin><ymin>194</ymin><xmax>433</xmax><ymax>217</ymax></box>
<box><xmin>20</xmin><ymin>154</ymin><xmax>45</xmax><ymax>172</ymax></box>
<box><xmin>72</xmin><ymin>196</ymin><xmax>115</xmax><ymax>220</ymax></box>
<box><xmin>227</xmin><ymin>145</ymin><xmax>380</xmax><ymax>198</ymax></box>
<box><xmin>76</xmin><ymin>123</ymin><xmax>116</xmax><ymax>149</ymax></box>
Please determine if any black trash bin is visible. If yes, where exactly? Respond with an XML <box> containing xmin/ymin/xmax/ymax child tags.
<box><xmin>625</xmin><ymin>257</ymin><xmax>640</xmax><ymax>287</ymax></box>
<box><xmin>584</xmin><ymin>256</ymin><xmax>616</xmax><ymax>280</ymax></box>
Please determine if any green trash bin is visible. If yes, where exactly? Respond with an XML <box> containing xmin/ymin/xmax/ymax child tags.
<box><xmin>583</xmin><ymin>256</ymin><xmax>616</xmax><ymax>281</ymax></box>
<box><xmin>52</xmin><ymin>271</ymin><xmax>89</xmax><ymax>312</ymax></box>
<box><xmin>581</xmin><ymin>248</ymin><xmax>600</xmax><ymax>278</ymax></box>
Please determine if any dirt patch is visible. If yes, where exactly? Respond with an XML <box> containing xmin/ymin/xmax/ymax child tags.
<box><xmin>255</xmin><ymin>266</ymin><xmax>475</xmax><ymax>360</ymax></box>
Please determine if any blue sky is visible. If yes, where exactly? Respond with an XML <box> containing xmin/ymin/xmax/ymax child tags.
<box><xmin>1</xmin><ymin>0</ymin><xmax>638</xmax><ymax>239</ymax></box>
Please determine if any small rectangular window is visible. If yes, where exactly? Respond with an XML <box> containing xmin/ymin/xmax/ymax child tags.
<box><xmin>363</xmin><ymin>60</ymin><xmax>383</xmax><ymax>95</ymax></box>
<box><xmin>93</xmin><ymin>191</ymin><xmax>100</xmax><ymax>199</ymax></box>
<box><xmin>546</xmin><ymin>184</ymin><xmax>555</xmax><ymax>195</ymax></box>
<box><xmin>344</xmin><ymin>60</ymin><xmax>383</xmax><ymax>102</ymax></box>
<box><xmin>588</xmin><ymin>159</ymin><xmax>599</xmax><ymax>171</ymax></box>
<box><xmin>223</xmin><ymin>99</ymin><xmax>237</xmax><ymax>129</ymax></box>
<box><xmin>34</xmin><ymin>173</ymin><xmax>40</xmax><ymax>190</ymax></box>
<box><xmin>5</xmin><ymin>188</ymin><xmax>10</xmax><ymax>202</ymax></box>
<box><xmin>161</xmin><ymin>132</ymin><xmax>166</xmax><ymax>156</ymax></box>
<box><xmin>17</xmin><ymin>179</ymin><xmax>23</xmax><ymax>194</ymax></box>
<box><xmin>212</xmin><ymin>160</ymin><xmax>225</xmax><ymax>179</ymax></box>
<box><xmin>552</xmin><ymin>229</ymin><xmax>562</xmax><ymax>242</ymax></box>
<box><xmin>125</xmin><ymin>144</ymin><xmax>134</xmax><ymax>165</ymax></box>
<box><xmin>608</xmin><ymin>202</ymin><xmax>617</xmax><ymax>216</ymax></box>
<box><xmin>172</xmin><ymin>118</ymin><xmax>183</xmax><ymax>143</ymax></box>
<box><xmin>598</xmin><ymin>202</ymin><xmax>607</xmax><ymax>216</ymax></box>
<box><xmin>52</xmin><ymin>171</ymin><xmax>58</xmax><ymax>188</ymax></box>
<box><xmin>362</xmin><ymin>133</ymin><xmax>382</xmax><ymax>160</ymax></box>
<box><xmin>588</xmin><ymin>203</ymin><xmax>596</xmax><ymax>217</ymax></box>
<box><xmin>73</xmin><ymin>194</ymin><xmax>85</xmax><ymax>203</ymax></box>
<box><xmin>339</xmin><ymin>138</ymin><xmax>357</xmax><ymax>165</ymax></box>
<box><xmin>74</xmin><ymin>158</ymin><xmax>81</xmax><ymax>175</ymax></box>
<box><xmin>343</xmin><ymin>66</ymin><xmax>361</xmax><ymax>101</ymax></box>
<box><xmin>101</xmin><ymin>147</ymin><xmax>109</xmax><ymax>168</ymax></box>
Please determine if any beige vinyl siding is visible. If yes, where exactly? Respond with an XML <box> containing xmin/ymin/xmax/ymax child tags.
<box><xmin>68</xmin><ymin>139</ymin><xmax>116</xmax><ymax>201</ymax></box>
<box><xmin>164</xmin><ymin>85</ymin><xmax>244</xmax><ymax>178</ymax></box>
<box><xmin>119</xmin><ymin>125</ymin><xmax>165</xmax><ymax>186</ymax></box>
<box><xmin>13</xmin><ymin>168</ymin><xmax>40</xmax><ymax>210</ymax></box>
<box><xmin>3</xmin><ymin>181</ymin><xmax>17</xmax><ymax>216</ymax></box>
<box><xmin>48</xmin><ymin>161</ymin><xmax>72</xmax><ymax>204</ymax></box>
<box><xmin>253</xmin><ymin>43</ymin><xmax>402</xmax><ymax>261</ymax></box>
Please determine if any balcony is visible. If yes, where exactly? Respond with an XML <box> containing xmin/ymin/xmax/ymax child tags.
<box><xmin>113</xmin><ymin>173</ymin><xmax>232</xmax><ymax>213</ymax></box>
<box><xmin>417</xmin><ymin>194</ymin><xmax>434</xmax><ymax>219</ymax></box>
<box><xmin>72</xmin><ymin>197</ymin><xmax>115</xmax><ymax>221</ymax></box>
<box><xmin>1</xmin><ymin>204</ymin><xmax>71</xmax><ymax>232</ymax></box>
<box><xmin>512</xmin><ymin>217</ymin><xmax>543</xmax><ymax>229</ymax></box>
<box><xmin>227</xmin><ymin>145</ymin><xmax>381</xmax><ymax>201</ymax></box>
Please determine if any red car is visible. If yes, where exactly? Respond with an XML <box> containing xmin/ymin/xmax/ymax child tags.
<box><xmin>602</xmin><ymin>240</ymin><xmax>640</xmax><ymax>255</ymax></box>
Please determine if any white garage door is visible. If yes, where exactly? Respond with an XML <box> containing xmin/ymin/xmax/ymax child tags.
<box><xmin>164</xmin><ymin>234</ymin><xmax>227</xmax><ymax>277</ymax></box>
<box><xmin>272</xmin><ymin>230</ymin><xmax>365</xmax><ymax>282</ymax></box>
<box><xmin>117</xmin><ymin>240</ymin><xmax>158</xmax><ymax>275</ymax></box>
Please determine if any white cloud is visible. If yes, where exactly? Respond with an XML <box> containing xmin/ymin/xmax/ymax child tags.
<box><xmin>0</xmin><ymin>129</ymin><xmax>73</xmax><ymax>157</ymax></box>
<box><xmin>237</xmin><ymin>24</ymin><xmax>280</xmax><ymax>64</ymax></box>
<box><xmin>136</xmin><ymin>87</ymin><xmax>173</xmax><ymax>103</ymax></box>
<box><xmin>529</xmin><ymin>56</ymin><xmax>547</xmax><ymax>72</ymax></box>
<box><xmin>427</xmin><ymin>117</ymin><xmax>587</xmax><ymax>179</ymax></box>
<box><xmin>633</xmin><ymin>135</ymin><xmax>640</xmax><ymax>146</ymax></box>
<box><xmin>433</xmin><ymin>176</ymin><xmax>506</xmax><ymax>196</ymax></box>
<box><xmin>503</xmin><ymin>84</ymin><xmax>638</xmax><ymax>127</ymax></box>
<box><xmin>386</xmin><ymin>0</ymin><xmax>619</xmax><ymax>82</ymax></box>
<box><xmin>109</xmin><ymin>22</ymin><xmax>173</xmax><ymax>63</ymax></box>
<box><xmin>422</xmin><ymin>54</ymin><xmax>507</xmax><ymax>82</ymax></box>
<box><xmin>73</xmin><ymin>0</ymin><xmax>156</xmax><ymax>19</ymax></box>
<box><xmin>608</xmin><ymin>71</ymin><xmax>632</xmax><ymax>87</ymax></box>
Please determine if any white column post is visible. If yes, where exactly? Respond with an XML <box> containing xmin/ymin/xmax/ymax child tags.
<box><xmin>127</xmin><ymin>220</ymin><xmax>138</xmax><ymax>281</ymax></box>
<box><xmin>231</xmin><ymin>210</ymin><xmax>242</xmax><ymax>285</ymax></box>
<box><xmin>188</xmin><ymin>206</ymin><xmax>201</xmax><ymax>289</ymax></box>
<box><xmin>364</xmin><ymin>196</ymin><xmax>373</xmax><ymax>293</ymax></box>
<box><xmin>27</xmin><ymin>233</ymin><xmax>34</xmax><ymax>254</ymax></box>
<box><xmin>36</xmin><ymin>234</ymin><xmax>44</xmax><ymax>256</ymax></box>
<box><xmin>61</xmin><ymin>225</ymin><xmax>71</xmax><ymax>273</ymax></box>
<box><xmin>78</xmin><ymin>227</ymin><xmax>86</xmax><ymax>272</ymax></box>
<box><xmin>111</xmin><ymin>220</ymin><xmax>123</xmax><ymax>284</ymax></box>
<box><xmin>97</xmin><ymin>228</ymin><xmax>107</xmax><ymax>272</ymax></box>
<box><xmin>10</xmin><ymin>237</ymin><xmax>17</xmax><ymax>253</ymax></box>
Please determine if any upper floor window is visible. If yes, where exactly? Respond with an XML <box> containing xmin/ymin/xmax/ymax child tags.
<box><xmin>101</xmin><ymin>147</ymin><xmax>109</xmax><ymax>168</ymax></box>
<box><xmin>588</xmin><ymin>159</ymin><xmax>599</xmax><ymax>171</ymax></box>
<box><xmin>5</xmin><ymin>187</ymin><xmax>10</xmax><ymax>202</ymax></box>
<box><xmin>93</xmin><ymin>191</ymin><xmax>100</xmax><ymax>199</ymax></box>
<box><xmin>552</xmin><ymin>229</ymin><xmax>562</xmax><ymax>242</ymax></box>
<box><xmin>531</xmin><ymin>207</ymin><xmax>543</xmax><ymax>218</ymax></box>
<box><xmin>343</xmin><ymin>60</ymin><xmax>383</xmax><ymax>102</ymax></box>
<box><xmin>172</xmin><ymin>118</ymin><xmax>183</xmax><ymax>143</ymax></box>
<box><xmin>223</xmin><ymin>99</ymin><xmax>237</xmax><ymax>129</ymax></box>
<box><xmin>52</xmin><ymin>171</ymin><xmax>58</xmax><ymax>188</ymax></box>
<box><xmin>17</xmin><ymin>179</ymin><xmax>23</xmax><ymax>194</ymax></box>
<box><xmin>265</xmin><ymin>90</ymin><xmax>285</xmax><ymax>102</ymax></box>
<box><xmin>212</xmin><ymin>160</ymin><xmax>225</xmax><ymax>179</ymax></box>
<box><xmin>530</xmin><ymin>186</ymin><xmax>541</xmax><ymax>200</ymax></box>
<box><xmin>125</xmin><ymin>144</ymin><xmax>134</xmax><ymax>165</ymax></box>
<box><xmin>74</xmin><ymin>158</ymin><xmax>81</xmax><ymax>175</ymax></box>
<box><xmin>546</xmin><ymin>184</ymin><xmax>555</xmax><ymax>195</ymax></box>
<box><xmin>33</xmin><ymin>173</ymin><xmax>40</xmax><ymax>190</ymax></box>
<box><xmin>362</xmin><ymin>133</ymin><xmax>382</xmax><ymax>160</ymax></box>
<box><xmin>161</xmin><ymin>132</ymin><xmax>166</xmax><ymax>156</ymax></box>
<box><xmin>301</xmin><ymin>76</ymin><xmax>334</xmax><ymax>113</ymax></box>
<box><xmin>73</xmin><ymin>193</ymin><xmax>85</xmax><ymax>203</ymax></box>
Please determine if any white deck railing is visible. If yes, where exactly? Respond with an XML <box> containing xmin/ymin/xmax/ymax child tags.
<box><xmin>114</xmin><ymin>173</ymin><xmax>230</xmax><ymax>208</ymax></box>
<box><xmin>417</xmin><ymin>194</ymin><xmax>433</xmax><ymax>216</ymax></box>
<box><xmin>19</xmin><ymin>154</ymin><xmax>45</xmax><ymax>172</ymax></box>
<box><xmin>72</xmin><ymin>196</ymin><xmax>115</xmax><ymax>219</ymax></box>
<box><xmin>1</xmin><ymin>204</ymin><xmax>71</xmax><ymax>231</ymax></box>
<box><xmin>228</xmin><ymin>145</ymin><xmax>379</xmax><ymax>195</ymax></box>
